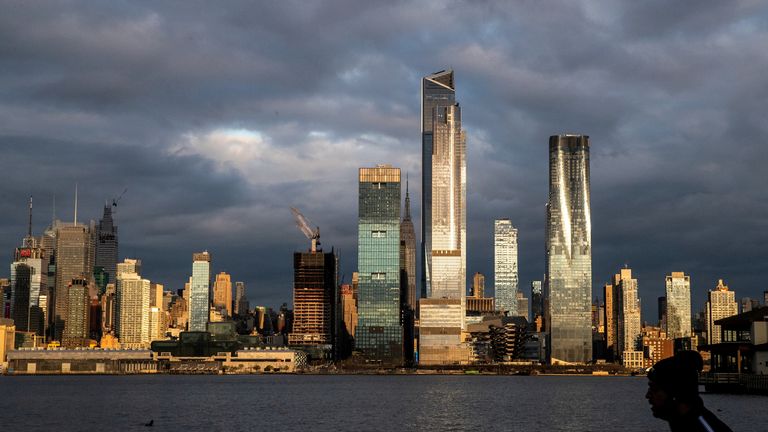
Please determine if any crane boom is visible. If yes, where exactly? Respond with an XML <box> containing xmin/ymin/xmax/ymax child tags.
<box><xmin>290</xmin><ymin>207</ymin><xmax>320</xmax><ymax>252</ymax></box>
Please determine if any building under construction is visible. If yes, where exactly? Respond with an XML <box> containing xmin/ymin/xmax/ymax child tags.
<box><xmin>288</xmin><ymin>250</ymin><xmax>337</xmax><ymax>349</ymax></box>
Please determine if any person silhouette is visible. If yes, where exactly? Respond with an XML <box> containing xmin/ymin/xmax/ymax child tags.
<box><xmin>646</xmin><ymin>350</ymin><xmax>732</xmax><ymax>431</ymax></box>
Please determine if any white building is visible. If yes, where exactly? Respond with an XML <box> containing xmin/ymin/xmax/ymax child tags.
<box><xmin>116</xmin><ymin>259</ymin><xmax>151</xmax><ymax>349</ymax></box>
<box><xmin>665</xmin><ymin>272</ymin><xmax>692</xmax><ymax>340</ymax></box>
<box><xmin>494</xmin><ymin>219</ymin><xmax>518</xmax><ymax>315</ymax></box>
<box><xmin>706</xmin><ymin>279</ymin><xmax>738</xmax><ymax>345</ymax></box>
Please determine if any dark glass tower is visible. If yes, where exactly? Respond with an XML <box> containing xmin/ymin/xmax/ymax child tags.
<box><xmin>545</xmin><ymin>134</ymin><xmax>592</xmax><ymax>364</ymax></box>
<box><xmin>400</xmin><ymin>177</ymin><xmax>417</xmax><ymax>364</ymax></box>
<box><xmin>95</xmin><ymin>205</ymin><xmax>118</xmax><ymax>286</ymax></box>
<box><xmin>355</xmin><ymin>165</ymin><xmax>402</xmax><ymax>364</ymax></box>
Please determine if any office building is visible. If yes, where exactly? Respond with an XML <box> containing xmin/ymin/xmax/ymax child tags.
<box><xmin>741</xmin><ymin>297</ymin><xmax>760</xmax><ymax>313</ymax></box>
<box><xmin>289</xmin><ymin>250</ymin><xmax>337</xmax><ymax>347</ymax></box>
<box><xmin>115</xmin><ymin>259</ymin><xmax>151</xmax><ymax>349</ymax></box>
<box><xmin>213</xmin><ymin>272</ymin><xmax>233</xmax><ymax>318</ymax></box>
<box><xmin>706</xmin><ymin>280</ymin><xmax>737</xmax><ymax>345</ymax></box>
<box><xmin>53</xmin><ymin>222</ymin><xmax>92</xmax><ymax>340</ymax></box>
<box><xmin>665</xmin><ymin>272</ymin><xmax>691</xmax><ymax>340</ymax></box>
<box><xmin>615</xmin><ymin>268</ymin><xmax>641</xmax><ymax>360</ymax></box>
<box><xmin>471</xmin><ymin>273</ymin><xmax>485</xmax><ymax>298</ymax></box>
<box><xmin>419</xmin><ymin>69</ymin><xmax>468</xmax><ymax>363</ymax></box>
<box><xmin>400</xmin><ymin>179</ymin><xmax>417</xmax><ymax>364</ymax></box>
<box><xmin>189</xmin><ymin>252</ymin><xmax>211</xmax><ymax>332</ymax></box>
<box><xmin>658</xmin><ymin>296</ymin><xmax>667</xmax><ymax>329</ymax></box>
<box><xmin>531</xmin><ymin>280</ymin><xmax>543</xmax><ymax>321</ymax></box>
<box><xmin>494</xmin><ymin>219</ymin><xmax>518</xmax><ymax>314</ymax></box>
<box><xmin>62</xmin><ymin>277</ymin><xmax>91</xmax><ymax>348</ymax></box>
<box><xmin>94</xmin><ymin>205</ymin><xmax>118</xmax><ymax>286</ymax></box>
<box><xmin>515</xmin><ymin>290</ymin><xmax>529</xmax><ymax>321</ymax></box>
<box><xmin>400</xmin><ymin>177</ymin><xmax>416</xmax><ymax>312</ymax></box>
<box><xmin>235</xmin><ymin>281</ymin><xmax>248</xmax><ymax>315</ymax></box>
<box><xmin>10</xmin><ymin>233</ymin><xmax>47</xmax><ymax>335</ymax></box>
<box><xmin>419</xmin><ymin>298</ymin><xmax>471</xmax><ymax>365</ymax></box>
<box><xmin>421</xmin><ymin>69</ymin><xmax>459</xmax><ymax>300</ymax></box>
<box><xmin>356</xmin><ymin>165</ymin><xmax>402</xmax><ymax>363</ymax></box>
<box><xmin>545</xmin><ymin>134</ymin><xmax>592</xmax><ymax>364</ymax></box>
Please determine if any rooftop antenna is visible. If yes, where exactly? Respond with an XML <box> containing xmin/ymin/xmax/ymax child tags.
<box><xmin>73</xmin><ymin>183</ymin><xmax>78</xmax><ymax>225</ymax></box>
<box><xmin>28</xmin><ymin>195</ymin><xmax>33</xmax><ymax>237</ymax></box>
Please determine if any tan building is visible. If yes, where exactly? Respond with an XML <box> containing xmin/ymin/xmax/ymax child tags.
<box><xmin>62</xmin><ymin>277</ymin><xmax>91</xmax><ymax>348</ymax></box>
<box><xmin>116</xmin><ymin>259</ymin><xmax>151</xmax><ymax>349</ymax></box>
<box><xmin>419</xmin><ymin>298</ymin><xmax>472</xmax><ymax>365</ymax></box>
<box><xmin>604</xmin><ymin>283</ymin><xmax>617</xmax><ymax>359</ymax></box>
<box><xmin>615</xmin><ymin>268</ymin><xmax>641</xmax><ymax>360</ymax></box>
<box><xmin>1</xmin><ymin>318</ymin><xmax>15</xmax><ymax>370</ymax></box>
<box><xmin>706</xmin><ymin>279</ymin><xmax>738</xmax><ymax>345</ymax></box>
<box><xmin>340</xmin><ymin>284</ymin><xmax>357</xmax><ymax>338</ymax></box>
<box><xmin>466</xmin><ymin>297</ymin><xmax>495</xmax><ymax>314</ymax></box>
<box><xmin>641</xmin><ymin>326</ymin><xmax>674</xmax><ymax>369</ymax></box>
<box><xmin>213</xmin><ymin>272</ymin><xmax>233</xmax><ymax>318</ymax></box>
<box><xmin>471</xmin><ymin>272</ymin><xmax>485</xmax><ymax>298</ymax></box>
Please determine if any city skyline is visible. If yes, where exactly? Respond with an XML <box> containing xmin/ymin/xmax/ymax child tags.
<box><xmin>2</xmin><ymin>2</ymin><xmax>767</xmax><ymax>322</ymax></box>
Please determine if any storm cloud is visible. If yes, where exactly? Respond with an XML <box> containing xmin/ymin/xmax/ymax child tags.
<box><xmin>2</xmin><ymin>0</ymin><xmax>766</xmax><ymax>319</ymax></box>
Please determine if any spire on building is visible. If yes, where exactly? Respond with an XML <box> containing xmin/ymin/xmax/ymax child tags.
<box><xmin>404</xmin><ymin>173</ymin><xmax>412</xmax><ymax>221</ymax></box>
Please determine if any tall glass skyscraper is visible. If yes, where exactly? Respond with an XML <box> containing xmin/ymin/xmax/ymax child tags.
<box><xmin>95</xmin><ymin>205</ymin><xmax>118</xmax><ymax>286</ymax></box>
<box><xmin>494</xmin><ymin>219</ymin><xmax>518</xmax><ymax>314</ymax></box>
<box><xmin>421</xmin><ymin>69</ymin><xmax>457</xmax><ymax>299</ymax></box>
<box><xmin>356</xmin><ymin>165</ymin><xmax>402</xmax><ymax>364</ymax></box>
<box><xmin>419</xmin><ymin>69</ymin><xmax>469</xmax><ymax>365</ymax></box>
<box><xmin>545</xmin><ymin>134</ymin><xmax>592</xmax><ymax>364</ymax></box>
<box><xmin>665</xmin><ymin>272</ymin><xmax>691</xmax><ymax>340</ymax></box>
<box><xmin>189</xmin><ymin>251</ymin><xmax>211</xmax><ymax>332</ymax></box>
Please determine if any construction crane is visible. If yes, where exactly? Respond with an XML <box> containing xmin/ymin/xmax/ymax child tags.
<box><xmin>112</xmin><ymin>188</ymin><xmax>128</xmax><ymax>208</ymax></box>
<box><xmin>290</xmin><ymin>207</ymin><xmax>320</xmax><ymax>252</ymax></box>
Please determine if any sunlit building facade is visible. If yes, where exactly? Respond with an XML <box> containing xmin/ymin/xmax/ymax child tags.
<box><xmin>53</xmin><ymin>222</ymin><xmax>92</xmax><ymax>340</ymax></box>
<box><xmin>213</xmin><ymin>272</ymin><xmax>233</xmax><ymax>318</ymax></box>
<box><xmin>356</xmin><ymin>165</ymin><xmax>402</xmax><ymax>363</ymax></box>
<box><xmin>189</xmin><ymin>252</ymin><xmax>211</xmax><ymax>332</ymax></box>
<box><xmin>494</xmin><ymin>219</ymin><xmax>518</xmax><ymax>314</ymax></box>
<box><xmin>615</xmin><ymin>268</ymin><xmax>641</xmax><ymax>359</ymax></box>
<box><xmin>545</xmin><ymin>134</ymin><xmax>592</xmax><ymax>364</ymax></box>
<box><xmin>419</xmin><ymin>69</ymin><xmax>468</xmax><ymax>363</ymax></box>
<box><xmin>665</xmin><ymin>272</ymin><xmax>691</xmax><ymax>340</ymax></box>
<box><xmin>706</xmin><ymin>279</ymin><xmax>737</xmax><ymax>345</ymax></box>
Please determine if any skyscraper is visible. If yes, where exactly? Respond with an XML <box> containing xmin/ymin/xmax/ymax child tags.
<box><xmin>115</xmin><ymin>259</ymin><xmax>151</xmax><ymax>348</ymax></box>
<box><xmin>289</xmin><ymin>251</ymin><xmax>337</xmax><ymax>347</ymax></box>
<box><xmin>94</xmin><ymin>204</ymin><xmax>118</xmax><ymax>286</ymax></box>
<box><xmin>356</xmin><ymin>165</ymin><xmax>402</xmax><ymax>363</ymax></box>
<box><xmin>706</xmin><ymin>279</ymin><xmax>737</xmax><ymax>345</ymax></box>
<box><xmin>419</xmin><ymin>69</ymin><xmax>468</xmax><ymax>364</ymax></box>
<box><xmin>614</xmin><ymin>268</ymin><xmax>641</xmax><ymax>360</ymax></box>
<box><xmin>531</xmin><ymin>280</ymin><xmax>543</xmax><ymax>321</ymax></box>
<box><xmin>189</xmin><ymin>252</ymin><xmax>211</xmax><ymax>332</ymax></box>
<box><xmin>421</xmin><ymin>69</ymin><xmax>457</xmax><ymax>300</ymax></box>
<box><xmin>400</xmin><ymin>178</ymin><xmax>417</xmax><ymax>364</ymax></box>
<box><xmin>658</xmin><ymin>296</ymin><xmax>667</xmax><ymax>329</ymax></box>
<box><xmin>213</xmin><ymin>272</ymin><xmax>233</xmax><ymax>318</ymax></box>
<box><xmin>53</xmin><ymin>222</ymin><xmax>92</xmax><ymax>340</ymax></box>
<box><xmin>604</xmin><ymin>282</ymin><xmax>617</xmax><ymax>360</ymax></box>
<box><xmin>10</xmin><ymin>213</ymin><xmax>47</xmax><ymax>336</ymax></box>
<box><xmin>494</xmin><ymin>219</ymin><xmax>518</xmax><ymax>314</ymax></box>
<box><xmin>62</xmin><ymin>276</ymin><xmax>91</xmax><ymax>348</ymax></box>
<box><xmin>665</xmin><ymin>272</ymin><xmax>691</xmax><ymax>340</ymax></box>
<box><xmin>234</xmin><ymin>281</ymin><xmax>248</xmax><ymax>315</ymax></box>
<box><xmin>545</xmin><ymin>134</ymin><xmax>592</xmax><ymax>364</ymax></box>
<box><xmin>471</xmin><ymin>272</ymin><xmax>485</xmax><ymax>298</ymax></box>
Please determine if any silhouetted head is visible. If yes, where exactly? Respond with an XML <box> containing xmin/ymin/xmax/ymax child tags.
<box><xmin>646</xmin><ymin>350</ymin><xmax>704</xmax><ymax>420</ymax></box>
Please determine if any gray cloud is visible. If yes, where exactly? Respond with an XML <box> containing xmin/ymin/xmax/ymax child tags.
<box><xmin>1</xmin><ymin>0</ymin><xmax>767</xmax><ymax>318</ymax></box>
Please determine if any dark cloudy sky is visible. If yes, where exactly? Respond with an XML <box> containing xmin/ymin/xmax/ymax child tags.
<box><xmin>2</xmin><ymin>1</ymin><xmax>767</xmax><ymax>320</ymax></box>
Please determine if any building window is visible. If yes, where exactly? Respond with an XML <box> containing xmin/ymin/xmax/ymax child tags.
<box><xmin>372</xmin><ymin>230</ymin><xmax>386</xmax><ymax>238</ymax></box>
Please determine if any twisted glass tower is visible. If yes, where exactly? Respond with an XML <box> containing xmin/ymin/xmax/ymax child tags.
<box><xmin>545</xmin><ymin>134</ymin><xmax>592</xmax><ymax>364</ymax></box>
